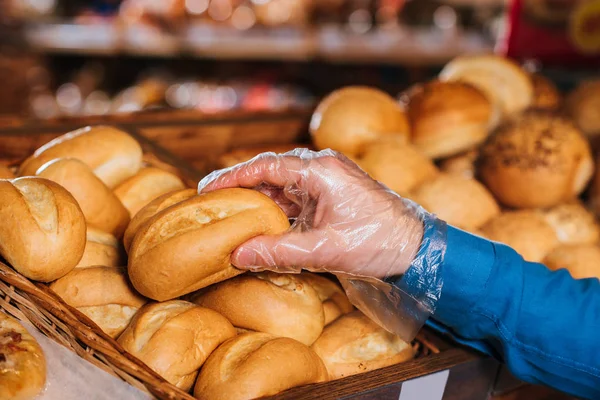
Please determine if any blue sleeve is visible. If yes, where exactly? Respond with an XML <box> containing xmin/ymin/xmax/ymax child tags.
<box><xmin>423</xmin><ymin>226</ymin><xmax>600</xmax><ymax>400</ymax></box>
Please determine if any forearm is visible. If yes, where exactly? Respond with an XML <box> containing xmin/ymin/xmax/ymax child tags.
<box><xmin>425</xmin><ymin>227</ymin><xmax>600</xmax><ymax>399</ymax></box>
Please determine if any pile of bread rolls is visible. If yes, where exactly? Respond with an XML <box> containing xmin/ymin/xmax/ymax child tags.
<box><xmin>0</xmin><ymin>125</ymin><xmax>419</xmax><ymax>399</ymax></box>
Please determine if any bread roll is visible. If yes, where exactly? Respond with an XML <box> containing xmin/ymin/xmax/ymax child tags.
<box><xmin>123</xmin><ymin>188</ymin><xmax>197</xmax><ymax>252</ymax></box>
<box><xmin>480</xmin><ymin>210</ymin><xmax>559</xmax><ymax>262</ymax></box>
<box><xmin>439</xmin><ymin>54</ymin><xmax>533</xmax><ymax>117</ymax></box>
<box><xmin>542</xmin><ymin>202</ymin><xmax>600</xmax><ymax>245</ymax></box>
<box><xmin>36</xmin><ymin>158</ymin><xmax>130</xmax><ymax>238</ymax></box>
<box><xmin>300</xmin><ymin>272</ymin><xmax>354</xmax><ymax>325</ymax></box>
<box><xmin>50</xmin><ymin>267</ymin><xmax>147</xmax><ymax>338</ymax></box>
<box><xmin>310</xmin><ymin>86</ymin><xmax>410</xmax><ymax>156</ymax></box>
<box><xmin>129</xmin><ymin>188</ymin><xmax>290</xmax><ymax>300</ymax></box>
<box><xmin>410</xmin><ymin>174</ymin><xmax>500</xmax><ymax>231</ymax></box>
<box><xmin>530</xmin><ymin>74</ymin><xmax>561</xmax><ymax>111</ymax></box>
<box><xmin>543</xmin><ymin>244</ymin><xmax>600</xmax><ymax>280</ymax></box>
<box><xmin>478</xmin><ymin>112</ymin><xmax>594</xmax><ymax>208</ymax></box>
<box><xmin>354</xmin><ymin>137</ymin><xmax>438</xmax><ymax>196</ymax></box>
<box><xmin>118</xmin><ymin>300</ymin><xmax>236</xmax><ymax>391</ymax></box>
<box><xmin>565</xmin><ymin>80</ymin><xmax>600</xmax><ymax>140</ymax></box>
<box><xmin>217</xmin><ymin>144</ymin><xmax>304</xmax><ymax>169</ymax></box>
<box><xmin>75</xmin><ymin>227</ymin><xmax>123</xmax><ymax>269</ymax></box>
<box><xmin>191</xmin><ymin>272</ymin><xmax>325</xmax><ymax>345</ymax></box>
<box><xmin>311</xmin><ymin>311</ymin><xmax>415</xmax><ymax>380</ymax></box>
<box><xmin>0</xmin><ymin>164</ymin><xmax>14</xmax><ymax>179</ymax></box>
<box><xmin>0</xmin><ymin>177</ymin><xmax>86</xmax><ymax>281</ymax></box>
<box><xmin>405</xmin><ymin>80</ymin><xmax>496</xmax><ymax>158</ymax></box>
<box><xmin>19</xmin><ymin>125</ymin><xmax>142</xmax><ymax>188</ymax></box>
<box><xmin>114</xmin><ymin>167</ymin><xmax>186</xmax><ymax>217</ymax></box>
<box><xmin>439</xmin><ymin>149</ymin><xmax>478</xmax><ymax>179</ymax></box>
<box><xmin>194</xmin><ymin>332</ymin><xmax>329</xmax><ymax>400</ymax></box>
<box><xmin>0</xmin><ymin>312</ymin><xmax>46</xmax><ymax>400</ymax></box>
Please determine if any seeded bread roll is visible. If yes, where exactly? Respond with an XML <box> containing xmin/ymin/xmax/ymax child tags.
<box><xmin>354</xmin><ymin>137</ymin><xmax>438</xmax><ymax>196</ymax></box>
<box><xmin>0</xmin><ymin>164</ymin><xmax>14</xmax><ymax>179</ymax></box>
<box><xmin>310</xmin><ymin>86</ymin><xmax>410</xmax><ymax>156</ymax></box>
<box><xmin>128</xmin><ymin>188</ymin><xmax>290</xmax><ymax>300</ymax></box>
<box><xmin>543</xmin><ymin>244</ymin><xmax>600</xmax><ymax>280</ymax></box>
<box><xmin>410</xmin><ymin>174</ymin><xmax>500</xmax><ymax>231</ymax></box>
<box><xmin>123</xmin><ymin>188</ymin><xmax>197</xmax><ymax>252</ymax></box>
<box><xmin>191</xmin><ymin>272</ymin><xmax>325</xmax><ymax>345</ymax></box>
<box><xmin>530</xmin><ymin>73</ymin><xmax>561</xmax><ymax>111</ymax></box>
<box><xmin>118</xmin><ymin>300</ymin><xmax>236</xmax><ymax>391</ymax></box>
<box><xmin>405</xmin><ymin>80</ymin><xmax>496</xmax><ymax>158</ymax></box>
<box><xmin>36</xmin><ymin>158</ymin><xmax>130</xmax><ymax>238</ymax></box>
<box><xmin>0</xmin><ymin>177</ymin><xmax>86</xmax><ymax>281</ymax></box>
<box><xmin>194</xmin><ymin>332</ymin><xmax>328</xmax><ymax>400</ymax></box>
<box><xmin>478</xmin><ymin>112</ymin><xmax>594</xmax><ymax>208</ymax></box>
<box><xmin>311</xmin><ymin>311</ymin><xmax>415</xmax><ymax>380</ymax></box>
<box><xmin>113</xmin><ymin>167</ymin><xmax>186</xmax><ymax>217</ymax></box>
<box><xmin>75</xmin><ymin>227</ymin><xmax>124</xmax><ymax>269</ymax></box>
<box><xmin>542</xmin><ymin>201</ymin><xmax>600</xmax><ymax>245</ymax></box>
<box><xmin>480</xmin><ymin>210</ymin><xmax>559</xmax><ymax>262</ymax></box>
<box><xmin>300</xmin><ymin>272</ymin><xmax>354</xmax><ymax>325</ymax></box>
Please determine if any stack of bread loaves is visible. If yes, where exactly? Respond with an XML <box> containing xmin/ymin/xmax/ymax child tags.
<box><xmin>1</xmin><ymin>125</ymin><xmax>422</xmax><ymax>399</ymax></box>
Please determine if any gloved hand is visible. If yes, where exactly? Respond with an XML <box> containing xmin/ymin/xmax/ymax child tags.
<box><xmin>198</xmin><ymin>149</ymin><xmax>446</xmax><ymax>340</ymax></box>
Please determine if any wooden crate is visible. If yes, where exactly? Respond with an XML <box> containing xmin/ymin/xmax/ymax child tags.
<box><xmin>0</xmin><ymin>110</ymin><xmax>500</xmax><ymax>400</ymax></box>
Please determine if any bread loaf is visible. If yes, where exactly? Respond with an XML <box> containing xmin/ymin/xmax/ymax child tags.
<box><xmin>300</xmin><ymin>272</ymin><xmax>354</xmax><ymax>325</ymax></box>
<box><xmin>75</xmin><ymin>227</ymin><xmax>123</xmax><ymax>269</ymax></box>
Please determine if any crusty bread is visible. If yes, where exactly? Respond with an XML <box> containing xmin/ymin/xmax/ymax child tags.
<box><xmin>354</xmin><ymin>137</ymin><xmax>438</xmax><ymax>196</ymax></box>
<box><xmin>50</xmin><ymin>266</ymin><xmax>147</xmax><ymax>338</ymax></box>
<box><xmin>194</xmin><ymin>332</ymin><xmax>329</xmax><ymax>400</ymax></box>
<box><xmin>123</xmin><ymin>188</ymin><xmax>197</xmax><ymax>252</ymax></box>
<box><xmin>18</xmin><ymin>125</ymin><xmax>142</xmax><ymax>188</ymax></box>
<box><xmin>300</xmin><ymin>272</ymin><xmax>354</xmax><ymax>325</ymax></box>
<box><xmin>310</xmin><ymin>86</ymin><xmax>410</xmax><ymax>156</ymax></box>
<box><xmin>542</xmin><ymin>201</ymin><xmax>600</xmax><ymax>245</ymax></box>
<box><xmin>311</xmin><ymin>311</ymin><xmax>415</xmax><ymax>380</ymax></box>
<box><xmin>118</xmin><ymin>300</ymin><xmax>236</xmax><ymax>391</ymax></box>
<box><xmin>128</xmin><ymin>188</ymin><xmax>290</xmax><ymax>301</ymax></box>
<box><xmin>410</xmin><ymin>174</ymin><xmax>500</xmax><ymax>231</ymax></box>
<box><xmin>480</xmin><ymin>210</ymin><xmax>559</xmax><ymax>262</ymax></box>
<box><xmin>36</xmin><ymin>158</ymin><xmax>130</xmax><ymax>238</ymax></box>
<box><xmin>405</xmin><ymin>80</ymin><xmax>495</xmax><ymax>158</ymax></box>
<box><xmin>217</xmin><ymin>144</ymin><xmax>305</xmax><ymax>169</ymax></box>
<box><xmin>0</xmin><ymin>312</ymin><xmax>46</xmax><ymax>400</ymax></box>
<box><xmin>0</xmin><ymin>164</ymin><xmax>14</xmax><ymax>179</ymax></box>
<box><xmin>74</xmin><ymin>227</ymin><xmax>123</xmax><ymax>269</ymax></box>
<box><xmin>0</xmin><ymin>177</ymin><xmax>86</xmax><ymax>281</ymax></box>
<box><xmin>543</xmin><ymin>244</ymin><xmax>600</xmax><ymax>280</ymax></box>
<box><xmin>191</xmin><ymin>272</ymin><xmax>325</xmax><ymax>345</ymax></box>
<box><xmin>478</xmin><ymin>112</ymin><xmax>594</xmax><ymax>208</ymax></box>
<box><xmin>113</xmin><ymin>167</ymin><xmax>186</xmax><ymax>217</ymax></box>
<box><xmin>530</xmin><ymin>73</ymin><xmax>561</xmax><ymax>111</ymax></box>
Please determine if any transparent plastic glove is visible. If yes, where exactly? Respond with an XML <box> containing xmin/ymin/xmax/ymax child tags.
<box><xmin>198</xmin><ymin>149</ymin><xmax>447</xmax><ymax>341</ymax></box>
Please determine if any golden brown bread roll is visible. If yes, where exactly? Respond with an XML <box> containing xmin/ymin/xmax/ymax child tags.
<box><xmin>36</xmin><ymin>158</ymin><xmax>130</xmax><ymax>238</ymax></box>
<box><xmin>194</xmin><ymin>332</ymin><xmax>329</xmax><ymax>400</ymax></box>
<box><xmin>118</xmin><ymin>300</ymin><xmax>236</xmax><ymax>391</ymax></box>
<box><xmin>0</xmin><ymin>177</ymin><xmax>86</xmax><ymax>281</ymax></box>
<box><xmin>123</xmin><ymin>188</ymin><xmax>197</xmax><ymax>252</ymax></box>
<box><xmin>75</xmin><ymin>227</ymin><xmax>124</xmax><ymax>269</ymax></box>
<box><xmin>0</xmin><ymin>312</ymin><xmax>46</xmax><ymax>400</ymax></box>
<box><xmin>480</xmin><ymin>210</ymin><xmax>559</xmax><ymax>262</ymax></box>
<box><xmin>439</xmin><ymin>54</ymin><xmax>534</xmax><ymax>117</ymax></box>
<box><xmin>543</xmin><ymin>244</ymin><xmax>600</xmax><ymax>280</ymax></box>
<box><xmin>565</xmin><ymin>80</ymin><xmax>600</xmax><ymax>140</ymax></box>
<box><xmin>530</xmin><ymin>74</ymin><xmax>561</xmax><ymax>111</ymax></box>
<box><xmin>439</xmin><ymin>149</ymin><xmax>478</xmax><ymax>179</ymax></box>
<box><xmin>311</xmin><ymin>311</ymin><xmax>415</xmax><ymax>380</ymax></box>
<box><xmin>113</xmin><ymin>167</ymin><xmax>186</xmax><ymax>217</ymax></box>
<box><xmin>542</xmin><ymin>201</ymin><xmax>600</xmax><ymax>245</ymax></box>
<box><xmin>410</xmin><ymin>174</ymin><xmax>500</xmax><ymax>231</ymax></box>
<box><xmin>18</xmin><ymin>125</ymin><xmax>143</xmax><ymax>188</ymax></box>
<box><xmin>129</xmin><ymin>188</ymin><xmax>290</xmax><ymax>301</ymax></box>
<box><xmin>310</xmin><ymin>86</ymin><xmax>410</xmax><ymax>156</ymax></box>
<box><xmin>354</xmin><ymin>137</ymin><xmax>438</xmax><ymax>196</ymax></box>
<box><xmin>405</xmin><ymin>80</ymin><xmax>496</xmax><ymax>158</ymax></box>
<box><xmin>191</xmin><ymin>272</ymin><xmax>325</xmax><ymax>345</ymax></box>
<box><xmin>50</xmin><ymin>266</ymin><xmax>147</xmax><ymax>338</ymax></box>
<box><xmin>217</xmin><ymin>144</ymin><xmax>305</xmax><ymax>169</ymax></box>
<box><xmin>300</xmin><ymin>272</ymin><xmax>354</xmax><ymax>325</ymax></box>
<box><xmin>478</xmin><ymin>112</ymin><xmax>594</xmax><ymax>208</ymax></box>
<box><xmin>0</xmin><ymin>164</ymin><xmax>14</xmax><ymax>179</ymax></box>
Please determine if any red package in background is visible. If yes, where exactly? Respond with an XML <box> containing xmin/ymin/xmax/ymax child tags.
<box><xmin>501</xmin><ymin>0</ymin><xmax>600</xmax><ymax>67</ymax></box>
